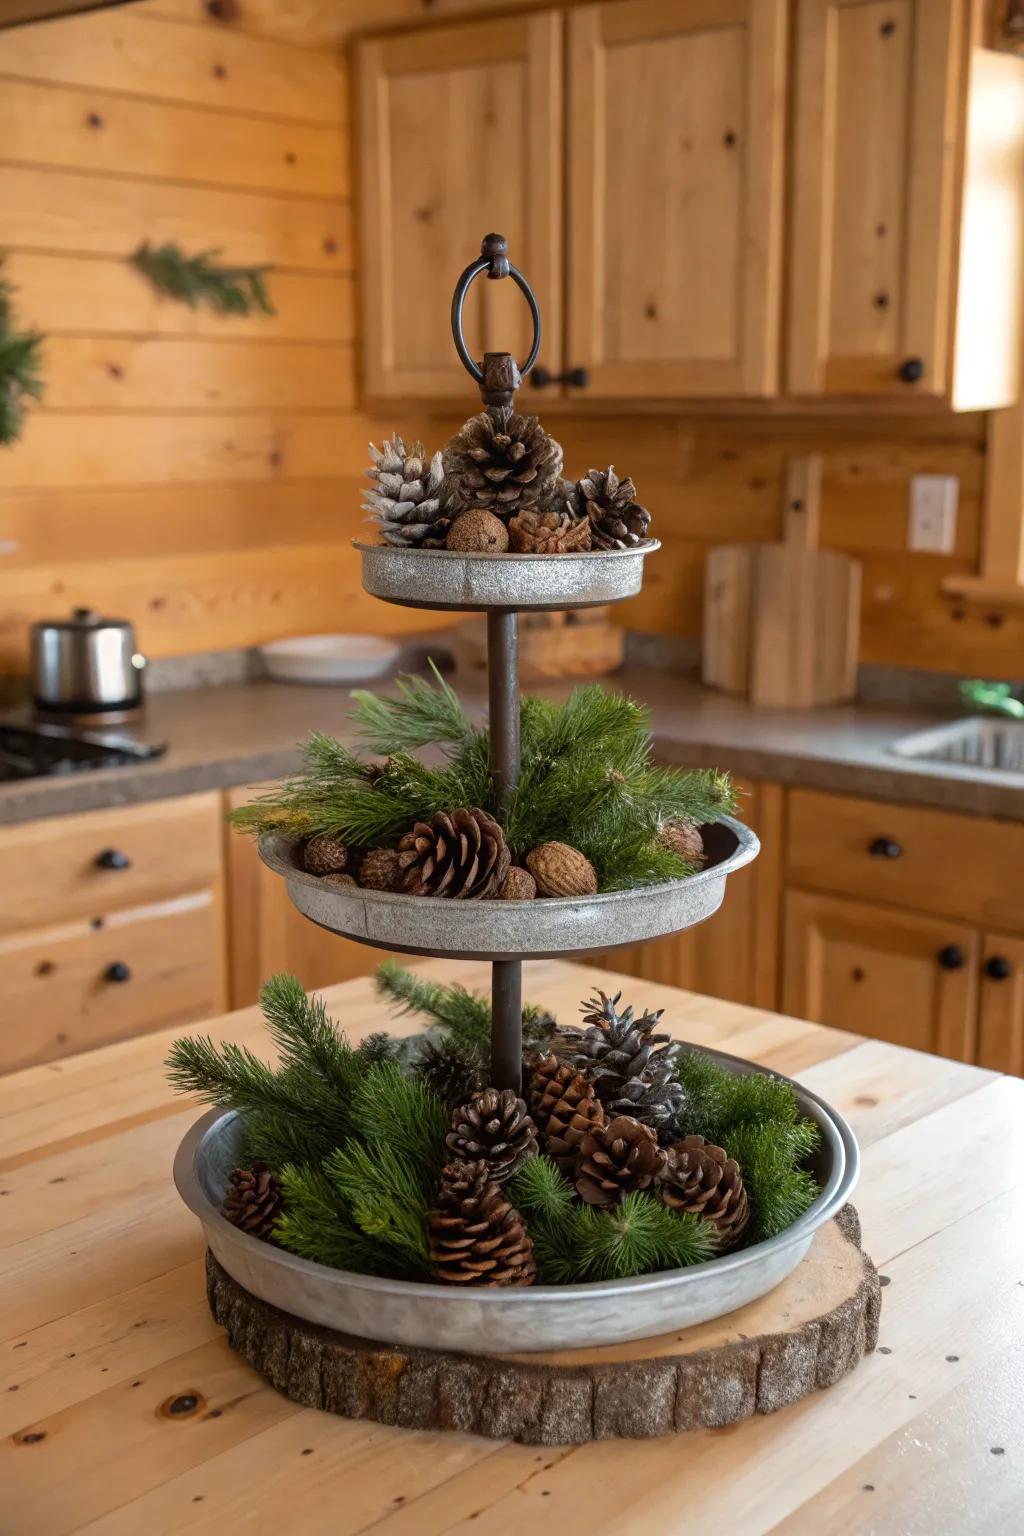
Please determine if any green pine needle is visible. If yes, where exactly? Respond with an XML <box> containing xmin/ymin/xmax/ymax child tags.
<box><xmin>0</xmin><ymin>255</ymin><xmax>44</xmax><ymax>447</ymax></box>
<box><xmin>352</xmin><ymin>662</ymin><xmax>471</xmax><ymax>756</ymax></box>
<box><xmin>375</xmin><ymin>959</ymin><xmax>492</xmax><ymax>1051</ymax></box>
<box><xmin>274</xmin><ymin>1164</ymin><xmax>384</xmax><ymax>1275</ymax></box>
<box><xmin>131</xmin><ymin>241</ymin><xmax>274</xmax><ymax>316</ymax></box>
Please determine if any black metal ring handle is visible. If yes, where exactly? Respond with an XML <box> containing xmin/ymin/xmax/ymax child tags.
<box><xmin>450</xmin><ymin>233</ymin><xmax>542</xmax><ymax>385</ymax></box>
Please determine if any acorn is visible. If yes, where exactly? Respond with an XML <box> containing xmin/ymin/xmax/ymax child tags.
<box><xmin>497</xmin><ymin>866</ymin><xmax>537</xmax><ymax>901</ymax></box>
<box><xmin>525</xmin><ymin>842</ymin><xmax>598</xmax><ymax>898</ymax></box>
<box><xmin>302</xmin><ymin>832</ymin><xmax>349</xmax><ymax>876</ymax></box>
<box><xmin>446</xmin><ymin>510</ymin><xmax>510</xmax><ymax>553</ymax></box>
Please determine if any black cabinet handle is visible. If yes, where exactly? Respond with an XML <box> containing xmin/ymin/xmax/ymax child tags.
<box><xmin>898</xmin><ymin>356</ymin><xmax>924</xmax><ymax>383</ymax></box>
<box><xmin>531</xmin><ymin>365</ymin><xmax>589</xmax><ymax>390</ymax></box>
<box><xmin>937</xmin><ymin>945</ymin><xmax>965</xmax><ymax>971</ymax></box>
<box><xmin>96</xmin><ymin>848</ymin><xmax>131</xmax><ymax>871</ymax></box>
<box><xmin>985</xmin><ymin>955</ymin><xmax>1012</xmax><ymax>981</ymax></box>
<box><xmin>869</xmin><ymin>837</ymin><xmax>902</xmax><ymax>860</ymax></box>
<box><xmin>105</xmin><ymin>961</ymin><xmax>132</xmax><ymax>984</ymax></box>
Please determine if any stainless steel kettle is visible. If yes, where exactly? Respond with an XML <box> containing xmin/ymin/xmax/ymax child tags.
<box><xmin>29</xmin><ymin>608</ymin><xmax>147</xmax><ymax>717</ymax></box>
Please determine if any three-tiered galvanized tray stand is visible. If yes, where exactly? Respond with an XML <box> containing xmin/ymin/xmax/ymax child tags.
<box><xmin>175</xmin><ymin>237</ymin><xmax>873</xmax><ymax>1439</ymax></box>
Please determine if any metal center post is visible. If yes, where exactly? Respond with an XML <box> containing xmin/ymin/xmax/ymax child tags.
<box><xmin>487</xmin><ymin>609</ymin><xmax>522</xmax><ymax>1091</ymax></box>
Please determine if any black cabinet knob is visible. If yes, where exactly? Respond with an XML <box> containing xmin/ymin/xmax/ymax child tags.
<box><xmin>531</xmin><ymin>365</ymin><xmax>589</xmax><ymax>389</ymax></box>
<box><xmin>96</xmin><ymin>848</ymin><xmax>131</xmax><ymax>871</ymax></box>
<box><xmin>898</xmin><ymin>356</ymin><xmax>924</xmax><ymax>383</ymax></box>
<box><xmin>937</xmin><ymin>945</ymin><xmax>965</xmax><ymax>971</ymax></box>
<box><xmin>985</xmin><ymin>955</ymin><xmax>1012</xmax><ymax>981</ymax></box>
<box><xmin>869</xmin><ymin>837</ymin><xmax>902</xmax><ymax>859</ymax></box>
<box><xmin>105</xmin><ymin>961</ymin><xmax>132</xmax><ymax>984</ymax></box>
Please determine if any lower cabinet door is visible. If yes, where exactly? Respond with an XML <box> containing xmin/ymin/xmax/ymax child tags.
<box><xmin>977</xmin><ymin>933</ymin><xmax>1024</xmax><ymax>1076</ymax></box>
<box><xmin>783</xmin><ymin>889</ymin><xmax>979</xmax><ymax>1060</ymax></box>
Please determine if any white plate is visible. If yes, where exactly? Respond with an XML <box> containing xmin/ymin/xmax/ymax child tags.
<box><xmin>259</xmin><ymin>634</ymin><xmax>401</xmax><ymax>685</ymax></box>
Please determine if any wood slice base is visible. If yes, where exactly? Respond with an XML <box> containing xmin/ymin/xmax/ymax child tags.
<box><xmin>206</xmin><ymin>1204</ymin><xmax>880</xmax><ymax>1445</ymax></box>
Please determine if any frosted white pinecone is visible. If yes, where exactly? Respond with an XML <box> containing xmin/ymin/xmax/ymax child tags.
<box><xmin>364</xmin><ymin>435</ymin><xmax>450</xmax><ymax>548</ymax></box>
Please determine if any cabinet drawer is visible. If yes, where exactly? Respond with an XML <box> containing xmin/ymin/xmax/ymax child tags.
<box><xmin>786</xmin><ymin>788</ymin><xmax>1024</xmax><ymax>931</ymax></box>
<box><xmin>0</xmin><ymin>891</ymin><xmax>223</xmax><ymax>1073</ymax></box>
<box><xmin>0</xmin><ymin>793</ymin><xmax>222</xmax><ymax>934</ymax></box>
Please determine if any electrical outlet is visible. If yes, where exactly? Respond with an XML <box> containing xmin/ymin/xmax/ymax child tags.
<box><xmin>908</xmin><ymin>475</ymin><xmax>958</xmax><ymax>554</ymax></box>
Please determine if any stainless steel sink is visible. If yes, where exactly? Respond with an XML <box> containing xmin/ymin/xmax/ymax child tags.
<box><xmin>891</xmin><ymin>717</ymin><xmax>1024</xmax><ymax>776</ymax></box>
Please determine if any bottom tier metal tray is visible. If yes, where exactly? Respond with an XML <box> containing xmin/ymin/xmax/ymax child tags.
<box><xmin>258</xmin><ymin>815</ymin><xmax>759</xmax><ymax>961</ymax></box>
<box><xmin>174</xmin><ymin>1048</ymin><xmax>858</xmax><ymax>1355</ymax></box>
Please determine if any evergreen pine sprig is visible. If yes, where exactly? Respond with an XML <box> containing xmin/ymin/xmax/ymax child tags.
<box><xmin>352</xmin><ymin>661</ymin><xmax>471</xmax><ymax>755</ymax></box>
<box><xmin>374</xmin><ymin>959</ymin><xmax>557</xmax><ymax>1054</ymax></box>
<box><xmin>131</xmin><ymin>241</ymin><xmax>274</xmax><ymax>316</ymax></box>
<box><xmin>0</xmin><ymin>256</ymin><xmax>44</xmax><ymax>447</ymax></box>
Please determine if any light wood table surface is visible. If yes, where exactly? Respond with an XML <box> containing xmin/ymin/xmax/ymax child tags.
<box><xmin>3</xmin><ymin>959</ymin><xmax>1022</xmax><ymax>1535</ymax></box>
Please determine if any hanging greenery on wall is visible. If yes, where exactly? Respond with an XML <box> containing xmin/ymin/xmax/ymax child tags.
<box><xmin>0</xmin><ymin>256</ymin><xmax>44</xmax><ymax>447</ymax></box>
<box><xmin>130</xmin><ymin>241</ymin><xmax>275</xmax><ymax>317</ymax></box>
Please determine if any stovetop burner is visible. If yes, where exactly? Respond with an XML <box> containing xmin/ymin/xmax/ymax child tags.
<box><xmin>0</xmin><ymin>721</ymin><xmax>167</xmax><ymax>781</ymax></box>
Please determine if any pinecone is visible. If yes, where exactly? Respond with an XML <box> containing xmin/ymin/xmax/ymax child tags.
<box><xmin>658</xmin><ymin>819</ymin><xmax>706</xmax><ymax>864</ymax></box>
<box><xmin>600</xmin><ymin>1065</ymin><xmax>685</xmax><ymax>1136</ymax></box>
<box><xmin>427</xmin><ymin>1160</ymin><xmax>536</xmax><ymax>1286</ymax></box>
<box><xmin>397</xmin><ymin>808</ymin><xmax>510</xmax><ymax>900</ymax></box>
<box><xmin>302</xmin><ymin>832</ymin><xmax>348</xmax><ymax>876</ymax></box>
<box><xmin>575</xmin><ymin>1116</ymin><xmax>667</xmax><ymax>1206</ymax></box>
<box><xmin>660</xmin><ymin>1136</ymin><xmax>750</xmax><ymax>1252</ymax></box>
<box><xmin>443</xmin><ymin>406</ymin><xmax>563</xmax><ymax>518</ymax></box>
<box><xmin>526</xmin><ymin>1052</ymin><xmax>578</xmax><ymax>1125</ymax></box>
<box><xmin>525</xmin><ymin>842</ymin><xmax>598</xmax><ymax>897</ymax></box>
<box><xmin>358</xmin><ymin>847</ymin><xmax>402</xmax><ymax>892</ymax></box>
<box><xmin>508</xmin><ymin>506</ymin><xmax>592</xmax><ymax>554</ymax></box>
<box><xmin>364</xmin><ymin>435</ymin><xmax>451</xmax><ymax>548</ymax></box>
<box><xmin>577</xmin><ymin>466</ymin><xmax>652</xmax><ymax>549</ymax></box>
<box><xmin>222</xmin><ymin>1162</ymin><xmax>282</xmax><ymax>1241</ymax></box>
<box><xmin>416</xmin><ymin>1036</ymin><xmax>486</xmax><ymax>1109</ymax></box>
<box><xmin>446</xmin><ymin>1087</ymin><xmax>538</xmax><ymax>1182</ymax></box>
<box><xmin>556</xmin><ymin>991</ymin><xmax>684</xmax><ymax>1137</ymax></box>
<box><xmin>541</xmin><ymin>1071</ymin><xmax>605</xmax><ymax>1175</ymax></box>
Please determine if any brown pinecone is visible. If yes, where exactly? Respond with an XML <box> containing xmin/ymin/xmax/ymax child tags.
<box><xmin>660</xmin><ymin>1135</ymin><xmax>750</xmax><ymax>1252</ymax></box>
<box><xmin>302</xmin><ymin>832</ymin><xmax>349</xmax><ymax>876</ymax></box>
<box><xmin>542</xmin><ymin>1072</ymin><xmax>605</xmax><ymax>1175</ymax></box>
<box><xmin>443</xmin><ymin>406</ymin><xmax>563</xmax><ymax>518</ymax></box>
<box><xmin>446</xmin><ymin>1087</ymin><xmax>538</xmax><ymax>1183</ymax></box>
<box><xmin>427</xmin><ymin>1160</ymin><xmax>536</xmax><ymax>1286</ymax></box>
<box><xmin>658</xmin><ymin>819</ymin><xmax>705</xmax><ymax>864</ymax></box>
<box><xmin>222</xmin><ymin>1162</ymin><xmax>282</xmax><ymax>1241</ymax></box>
<box><xmin>575</xmin><ymin>1115</ymin><xmax>667</xmax><ymax>1206</ymax></box>
<box><xmin>508</xmin><ymin>505</ymin><xmax>592</xmax><ymax>554</ymax></box>
<box><xmin>577</xmin><ymin>466</ymin><xmax>651</xmax><ymax>549</ymax></box>
<box><xmin>526</xmin><ymin>1052</ymin><xmax>577</xmax><ymax>1125</ymax></box>
<box><xmin>397</xmin><ymin>807</ymin><xmax>510</xmax><ymax>899</ymax></box>
<box><xmin>525</xmin><ymin>842</ymin><xmax>598</xmax><ymax>897</ymax></box>
<box><xmin>358</xmin><ymin>847</ymin><xmax>402</xmax><ymax>891</ymax></box>
<box><xmin>557</xmin><ymin>991</ymin><xmax>684</xmax><ymax>1138</ymax></box>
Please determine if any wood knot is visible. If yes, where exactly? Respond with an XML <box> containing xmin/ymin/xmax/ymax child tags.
<box><xmin>160</xmin><ymin>1391</ymin><xmax>206</xmax><ymax>1419</ymax></box>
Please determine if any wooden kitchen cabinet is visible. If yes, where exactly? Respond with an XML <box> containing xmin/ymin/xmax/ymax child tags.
<box><xmin>977</xmin><ymin>932</ymin><xmax>1024</xmax><ymax>1075</ymax></box>
<box><xmin>356</xmin><ymin>12</ymin><xmax>563</xmax><ymax>400</ymax></box>
<box><xmin>788</xmin><ymin>0</ymin><xmax>1024</xmax><ymax>407</ymax></box>
<box><xmin>782</xmin><ymin>888</ymin><xmax>979</xmax><ymax>1059</ymax></box>
<box><xmin>567</xmin><ymin>0</ymin><xmax>786</xmax><ymax>399</ymax></box>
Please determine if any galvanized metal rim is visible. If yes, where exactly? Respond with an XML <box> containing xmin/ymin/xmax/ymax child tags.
<box><xmin>352</xmin><ymin>538</ymin><xmax>661</xmax><ymax>564</ymax></box>
<box><xmin>173</xmin><ymin>1055</ymin><xmax>858</xmax><ymax>1307</ymax></box>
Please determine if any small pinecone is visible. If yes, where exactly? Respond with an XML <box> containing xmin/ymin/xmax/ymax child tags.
<box><xmin>302</xmin><ymin>832</ymin><xmax>348</xmax><ymax>876</ymax></box>
<box><xmin>364</xmin><ymin>435</ymin><xmax>451</xmax><ymax>548</ymax></box>
<box><xmin>416</xmin><ymin>1037</ymin><xmax>486</xmax><ymax>1108</ymax></box>
<box><xmin>443</xmin><ymin>406</ymin><xmax>563</xmax><ymax>519</ymax></box>
<box><xmin>556</xmin><ymin>991</ymin><xmax>684</xmax><ymax>1136</ymax></box>
<box><xmin>575</xmin><ymin>1116</ymin><xmax>667</xmax><ymax>1207</ymax></box>
<box><xmin>446</xmin><ymin>509</ymin><xmax>510</xmax><ymax>553</ymax></box>
<box><xmin>397</xmin><ymin>807</ymin><xmax>510</xmax><ymax>900</ymax></box>
<box><xmin>358</xmin><ymin>847</ymin><xmax>402</xmax><ymax>892</ymax></box>
<box><xmin>601</xmin><ymin>1065</ymin><xmax>685</xmax><ymax>1137</ymax></box>
<box><xmin>498</xmin><ymin>865</ymin><xmax>537</xmax><ymax>901</ymax></box>
<box><xmin>660</xmin><ymin>1136</ymin><xmax>750</xmax><ymax>1252</ymax></box>
<box><xmin>359</xmin><ymin>1031</ymin><xmax>399</xmax><ymax>1065</ymax></box>
<box><xmin>427</xmin><ymin>1160</ymin><xmax>536</xmax><ymax>1286</ymax></box>
<box><xmin>542</xmin><ymin>1072</ymin><xmax>605</xmax><ymax>1175</ymax></box>
<box><xmin>222</xmin><ymin>1162</ymin><xmax>282</xmax><ymax>1241</ymax></box>
<box><xmin>577</xmin><ymin>466</ymin><xmax>652</xmax><ymax>550</ymax></box>
<box><xmin>526</xmin><ymin>1052</ymin><xmax>577</xmax><ymax>1124</ymax></box>
<box><xmin>658</xmin><ymin>819</ymin><xmax>705</xmax><ymax>864</ymax></box>
<box><xmin>447</xmin><ymin>1087</ymin><xmax>538</xmax><ymax>1183</ymax></box>
<box><xmin>525</xmin><ymin>842</ymin><xmax>598</xmax><ymax>897</ymax></box>
<box><xmin>508</xmin><ymin>505</ymin><xmax>592</xmax><ymax>554</ymax></box>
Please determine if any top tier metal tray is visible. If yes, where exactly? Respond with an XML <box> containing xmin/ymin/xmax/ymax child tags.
<box><xmin>354</xmin><ymin>539</ymin><xmax>661</xmax><ymax>613</ymax></box>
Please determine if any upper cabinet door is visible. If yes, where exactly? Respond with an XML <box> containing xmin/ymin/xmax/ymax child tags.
<box><xmin>788</xmin><ymin>0</ymin><xmax>963</xmax><ymax>400</ymax></box>
<box><xmin>357</xmin><ymin>15</ymin><xmax>563</xmax><ymax>400</ymax></box>
<box><xmin>566</xmin><ymin>0</ymin><xmax>787</xmax><ymax>399</ymax></box>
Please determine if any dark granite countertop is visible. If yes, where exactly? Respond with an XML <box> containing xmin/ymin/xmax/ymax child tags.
<box><xmin>0</xmin><ymin>670</ymin><xmax>1020</xmax><ymax>827</ymax></box>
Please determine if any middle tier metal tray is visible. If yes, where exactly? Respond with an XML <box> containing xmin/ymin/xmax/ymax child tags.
<box><xmin>258</xmin><ymin>815</ymin><xmax>759</xmax><ymax>961</ymax></box>
<box><xmin>354</xmin><ymin>539</ymin><xmax>661</xmax><ymax>612</ymax></box>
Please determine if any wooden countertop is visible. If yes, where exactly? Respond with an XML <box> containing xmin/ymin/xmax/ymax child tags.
<box><xmin>3</xmin><ymin>959</ymin><xmax>1021</xmax><ymax>1534</ymax></box>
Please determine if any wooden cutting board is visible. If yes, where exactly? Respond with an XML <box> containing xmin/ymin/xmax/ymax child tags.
<box><xmin>702</xmin><ymin>455</ymin><xmax>861</xmax><ymax>707</ymax></box>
